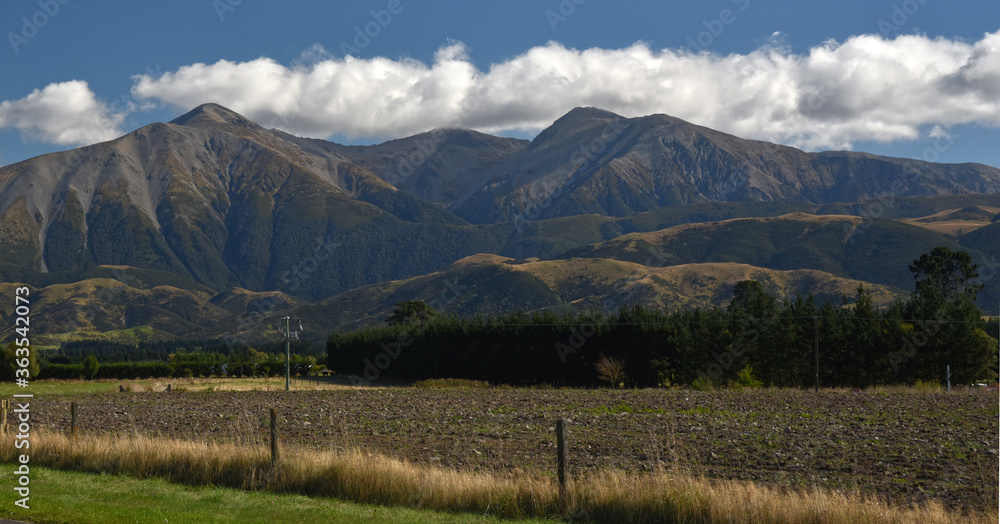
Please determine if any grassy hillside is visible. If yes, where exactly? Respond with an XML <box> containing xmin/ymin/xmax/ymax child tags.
<box><xmin>560</xmin><ymin>213</ymin><xmax>986</xmax><ymax>291</ymax></box>
<box><xmin>0</xmin><ymin>278</ymin><xmax>234</xmax><ymax>344</ymax></box>
<box><xmin>271</xmin><ymin>255</ymin><xmax>900</xmax><ymax>336</ymax></box>
<box><xmin>817</xmin><ymin>193</ymin><xmax>1000</xmax><ymax>219</ymax></box>
<box><xmin>7</xmin><ymin>204</ymin><xmax>994</xmax><ymax>344</ymax></box>
<box><xmin>503</xmin><ymin>194</ymin><xmax>999</xmax><ymax>261</ymax></box>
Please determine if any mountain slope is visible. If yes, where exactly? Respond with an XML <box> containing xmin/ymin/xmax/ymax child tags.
<box><xmin>558</xmin><ymin>213</ymin><xmax>997</xmax><ymax>305</ymax></box>
<box><xmin>0</xmin><ymin>278</ymin><xmax>232</xmax><ymax>344</ymax></box>
<box><xmin>900</xmin><ymin>206</ymin><xmax>999</xmax><ymax>236</ymax></box>
<box><xmin>277</xmin><ymin>128</ymin><xmax>528</xmax><ymax>205</ymax></box>
<box><xmin>269</xmin><ymin>254</ymin><xmax>900</xmax><ymax>335</ymax></box>
<box><xmin>448</xmin><ymin>107</ymin><xmax>1000</xmax><ymax>223</ymax></box>
<box><xmin>0</xmin><ymin>104</ymin><xmax>508</xmax><ymax>300</ymax></box>
<box><xmin>499</xmin><ymin>194</ymin><xmax>1000</xmax><ymax>260</ymax></box>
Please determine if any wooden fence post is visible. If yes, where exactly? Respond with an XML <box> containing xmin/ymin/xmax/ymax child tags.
<box><xmin>556</xmin><ymin>418</ymin><xmax>569</xmax><ymax>503</ymax></box>
<box><xmin>270</xmin><ymin>408</ymin><xmax>279</xmax><ymax>466</ymax></box>
<box><xmin>166</xmin><ymin>384</ymin><xmax>172</xmax><ymax>393</ymax></box>
<box><xmin>71</xmin><ymin>402</ymin><xmax>78</xmax><ymax>436</ymax></box>
<box><xmin>1</xmin><ymin>400</ymin><xmax>9</xmax><ymax>435</ymax></box>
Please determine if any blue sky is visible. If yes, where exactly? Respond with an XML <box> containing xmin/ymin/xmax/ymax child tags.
<box><xmin>1</xmin><ymin>0</ymin><xmax>998</xmax><ymax>167</ymax></box>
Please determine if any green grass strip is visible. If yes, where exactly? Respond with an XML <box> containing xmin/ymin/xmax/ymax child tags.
<box><xmin>1</xmin><ymin>465</ymin><xmax>551</xmax><ymax>524</ymax></box>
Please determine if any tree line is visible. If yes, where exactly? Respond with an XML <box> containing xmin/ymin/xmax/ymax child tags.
<box><xmin>40</xmin><ymin>350</ymin><xmax>320</xmax><ymax>380</ymax></box>
<box><xmin>48</xmin><ymin>339</ymin><xmax>322</xmax><ymax>364</ymax></box>
<box><xmin>327</xmin><ymin>247</ymin><xmax>998</xmax><ymax>388</ymax></box>
<box><xmin>2</xmin><ymin>339</ymin><xmax>323</xmax><ymax>381</ymax></box>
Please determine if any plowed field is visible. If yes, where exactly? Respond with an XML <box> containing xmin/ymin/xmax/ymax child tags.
<box><xmin>23</xmin><ymin>387</ymin><xmax>998</xmax><ymax>512</ymax></box>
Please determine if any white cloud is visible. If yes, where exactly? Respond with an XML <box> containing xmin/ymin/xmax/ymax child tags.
<box><xmin>122</xmin><ymin>30</ymin><xmax>997</xmax><ymax>151</ymax></box>
<box><xmin>0</xmin><ymin>81</ymin><xmax>125</xmax><ymax>146</ymax></box>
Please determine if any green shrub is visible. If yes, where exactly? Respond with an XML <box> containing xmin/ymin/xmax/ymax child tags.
<box><xmin>690</xmin><ymin>375</ymin><xmax>714</xmax><ymax>391</ymax></box>
<box><xmin>82</xmin><ymin>355</ymin><xmax>100</xmax><ymax>380</ymax></box>
<box><xmin>734</xmin><ymin>365</ymin><xmax>763</xmax><ymax>389</ymax></box>
<box><xmin>413</xmin><ymin>378</ymin><xmax>491</xmax><ymax>389</ymax></box>
<box><xmin>1</xmin><ymin>343</ymin><xmax>40</xmax><ymax>381</ymax></box>
<box><xmin>652</xmin><ymin>358</ymin><xmax>674</xmax><ymax>387</ymax></box>
<box><xmin>914</xmin><ymin>379</ymin><xmax>943</xmax><ymax>393</ymax></box>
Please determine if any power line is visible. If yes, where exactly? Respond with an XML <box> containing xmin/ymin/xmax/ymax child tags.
<box><xmin>368</xmin><ymin>316</ymin><xmax>991</xmax><ymax>328</ymax></box>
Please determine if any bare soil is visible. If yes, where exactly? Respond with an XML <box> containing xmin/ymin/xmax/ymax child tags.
<box><xmin>22</xmin><ymin>386</ymin><xmax>999</xmax><ymax>513</ymax></box>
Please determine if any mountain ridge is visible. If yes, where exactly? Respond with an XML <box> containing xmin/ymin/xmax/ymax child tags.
<box><xmin>0</xmin><ymin>103</ymin><xmax>996</xmax><ymax>344</ymax></box>
<box><xmin>446</xmin><ymin>108</ymin><xmax>1000</xmax><ymax>223</ymax></box>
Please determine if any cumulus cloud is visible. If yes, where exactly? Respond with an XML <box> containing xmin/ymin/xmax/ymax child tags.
<box><xmin>122</xmin><ymin>30</ymin><xmax>996</xmax><ymax>150</ymax></box>
<box><xmin>0</xmin><ymin>81</ymin><xmax>125</xmax><ymax>146</ymax></box>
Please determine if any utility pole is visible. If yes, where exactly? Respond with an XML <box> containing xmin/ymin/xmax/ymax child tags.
<box><xmin>285</xmin><ymin>317</ymin><xmax>290</xmax><ymax>391</ymax></box>
<box><xmin>279</xmin><ymin>316</ymin><xmax>303</xmax><ymax>391</ymax></box>
<box><xmin>813</xmin><ymin>316</ymin><xmax>819</xmax><ymax>392</ymax></box>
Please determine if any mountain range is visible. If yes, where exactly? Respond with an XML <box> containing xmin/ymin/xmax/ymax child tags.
<box><xmin>0</xmin><ymin>103</ymin><xmax>997</xmax><ymax>345</ymax></box>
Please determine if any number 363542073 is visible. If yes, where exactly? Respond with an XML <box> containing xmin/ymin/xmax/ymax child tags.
<box><xmin>14</xmin><ymin>286</ymin><xmax>30</xmax><ymax>350</ymax></box>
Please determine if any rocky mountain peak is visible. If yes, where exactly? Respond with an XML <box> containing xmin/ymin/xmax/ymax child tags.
<box><xmin>556</xmin><ymin>106</ymin><xmax>624</xmax><ymax>123</ymax></box>
<box><xmin>169</xmin><ymin>103</ymin><xmax>263</xmax><ymax>132</ymax></box>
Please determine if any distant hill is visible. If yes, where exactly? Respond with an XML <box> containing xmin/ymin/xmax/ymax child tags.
<box><xmin>558</xmin><ymin>213</ymin><xmax>989</xmax><ymax>289</ymax></box>
<box><xmin>0</xmin><ymin>278</ymin><xmax>229</xmax><ymax>345</ymax></box>
<box><xmin>960</xmin><ymin>221</ymin><xmax>1000</xmax><ymax>260</ymax></box>
<box><xmin>269</xmin><ymin>254</ymin><xmax>900</xmax><ymax>336</ymax></box>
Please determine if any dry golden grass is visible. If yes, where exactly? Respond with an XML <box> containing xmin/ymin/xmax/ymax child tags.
<box><xmin>900</xmin><ymin>206</ymin><xmax>1000</xmax><ymax>236</ymax></box>
<box><xmin>0</xmin><ymin>377</ymin><xmax>362</xmax><ymax>397</ymax></box>
<box><xmin>3</xmin><ymin>431</ymin><xmax>993</xmax><ymax>524</ymax></box>
<box><xmin>899</xmin><ymin>218</ymin><xmax>993</xmax><ymax>236</ymax></box>
<box><xmin>146</xmin><ymin>376</ymin><xmax>358</xmax><ymax>392</ymax></box>
<box><xmin>413</xmin><ymin>378</ymin><xmax>492</xmax><ymax>389</ymax></box>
